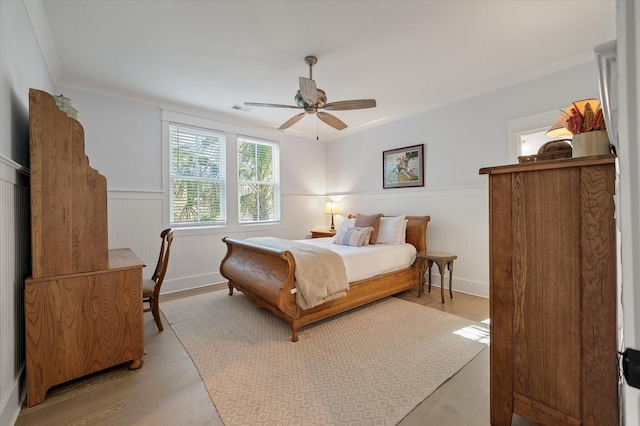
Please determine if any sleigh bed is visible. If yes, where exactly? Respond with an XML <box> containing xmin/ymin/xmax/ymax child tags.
<box><xmin>220</xmin><ymin>215</ymin><xmax>429</xmax><ymax>341</ymax></box>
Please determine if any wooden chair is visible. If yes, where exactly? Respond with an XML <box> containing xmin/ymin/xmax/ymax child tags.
<box><xmin>143</xmin><ymin>228</ymin><xmax>174</xmax><ymax>331</ymax></box>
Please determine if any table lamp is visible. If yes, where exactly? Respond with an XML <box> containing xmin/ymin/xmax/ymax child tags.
<box><xmin>546</xmin><ymin>99</ymin><xmax>600</xmax><ymax>138</ymax></box>
<box><xmin>324</xmin><ymin>201</ymin><xmax>341</xmax><ymax>230</ymax></box>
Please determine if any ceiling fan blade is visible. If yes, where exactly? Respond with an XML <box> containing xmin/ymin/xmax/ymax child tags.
<box><xmin>244</xmin><ymin>102</ymin><xmax>300</xmax><ymax>109</ymax></box>
<box><xmin>317</xmin><ymin>111</ymin><xmax>348</xmax><ymax>130</ymax></box>
<box><xmin>278</xmin><ymin>112</ymin><xmax>306</xmax><ymax>130</ymax></box>
<box><xmin>323</xmin><ymin>99</ymin><xmax>377</xmax><ymax>110</ymax></box>
<box><xmin>299</xmin><ymin>77</ymin><xmax>317</xmax><ymax>105</ymax></box>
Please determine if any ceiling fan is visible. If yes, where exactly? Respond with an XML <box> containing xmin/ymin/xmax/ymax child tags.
<box><xmin>244</xmin><ymin>56</ymin><xmax>376</xmax><ymax>131</ymax></box>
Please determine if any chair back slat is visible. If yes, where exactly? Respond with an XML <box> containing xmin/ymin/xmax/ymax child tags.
<box><xmin>144</xmin><ymin>228</ymin><xmax>174</xmax><ymax>332</ymax></box>
<box><xmin>151</xmin><ymin>228</ymin><xmax>174</xmax><ymax>290</ymax></box>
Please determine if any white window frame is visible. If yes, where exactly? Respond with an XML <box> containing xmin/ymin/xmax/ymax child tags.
<box><xmin>161</xmin><ymin>108</ymin><xmax>284</xmax><ymax>234</ymax></box>
<box><xmin>237</xmin><ymin>136</ymin><xmax>280</xmax><ymax>224</ymax></box>
<box><xmin>506</xmin><ymin>109</ymin><xmax>565</xmax><ymax>163</ymax></box>
<box><xmin>168</xmin><ymin>122</ymin><xmax>227</xmax><ymax>227</ymax></box>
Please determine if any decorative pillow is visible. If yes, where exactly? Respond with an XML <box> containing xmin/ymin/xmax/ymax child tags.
<box><xmin>354</xmin><ymin>213</ymin><xmax>382</xmax><ymax>244</ymax></box>
<box><xmin>333</xmin><ymin>227</ymin><xmax>369</xmax><ymax>247</ymax></box>
<box><xmin>350</xmin><ymin>226</ymin><xmax>374</xmax><ymax>245</ymax></box>
<box><xmin>335</xmin><ymin>218</ymin><xmax>355</xmax><ymax>235</ymax></box>
<box><xmin>376</xmin><ymin>215</ymin><xmax>407</xmax><ymax>244</ymax></box>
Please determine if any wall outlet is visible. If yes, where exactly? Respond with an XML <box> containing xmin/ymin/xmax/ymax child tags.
<box><xmin>622</xmin><ymin>348</ymin><xmax>640</xmax><ymax>389</ymax></box>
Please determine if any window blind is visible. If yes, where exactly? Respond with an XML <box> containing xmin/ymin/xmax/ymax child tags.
<box><xmin>169</xmin><ymin>123</ymin><xmax>226</xmax><ymax>225</ymax></box>
<box><xmin>237</xmin><ymin>137</ymin><xmax>280</xmax><ymax>223</ymax></box>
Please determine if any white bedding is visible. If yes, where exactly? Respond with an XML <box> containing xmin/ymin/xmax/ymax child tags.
<box><xmin>295</xmin><ymin>237</ymin><xmax>417</xmax><ymax>283</ymax></box>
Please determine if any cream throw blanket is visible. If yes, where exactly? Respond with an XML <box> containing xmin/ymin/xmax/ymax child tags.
<box><xmin>245</xmin><ymin>237</ymin><xmax>349</xmax><ymax>309</ymax></box>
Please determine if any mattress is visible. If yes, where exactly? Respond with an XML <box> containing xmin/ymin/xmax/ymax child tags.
<box><xmin>295</xmin><ymin>237</ymin><xmax>417</xmax><ymax>283</ymax></box>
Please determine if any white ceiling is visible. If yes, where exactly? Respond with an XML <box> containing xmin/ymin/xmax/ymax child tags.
<box><xmin>33</xmin><ymin>0</ymin><xmax>616</xmax><ymax>141</ymax></box>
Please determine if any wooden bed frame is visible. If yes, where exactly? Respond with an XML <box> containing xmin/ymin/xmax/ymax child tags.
<box><xmin>220</xmin><ymin>215</ymin><xmax>429</xmax><ymax>341</ymax></box>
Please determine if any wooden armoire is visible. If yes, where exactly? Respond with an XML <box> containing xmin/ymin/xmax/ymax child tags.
<box><xmin>480</xmin><ymin>156</ymin><xmax>618</xmax><ymax>426</ymax></box>
<box><xmin>24</xmin><ymin>89</ymin><xmax>145</xmax><ymax>406</ymax></box>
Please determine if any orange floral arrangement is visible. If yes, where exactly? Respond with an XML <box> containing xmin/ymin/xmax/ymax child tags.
<box><xmin>565</xmin><ymin>101</ymin><xmax>606</xmax><ymax>135</ymax></box>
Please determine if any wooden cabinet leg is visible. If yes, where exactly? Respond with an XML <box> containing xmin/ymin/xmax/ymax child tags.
<box><xmin>448</xmin><ymin>260</ymin><xmax>454</xmax><ymax>299</ymax></box>
<box><xmin>439</xmin><ymin>264</ymin><xmax>445</xmax><ymax>303</ymax></box>
<box><xmin>418</xmin><ymin>258</ymin><xmax>426</xmax><ymax>297</ymax></box>
<box><xmin>490</xmin><ymin>407</ymin><xmax>513</xmax><ymax>426</ymax></box>
<box><xmin>129</xmin><ymin>358</ymin><xmax>144</xmax><ymax>369</ymax></box>
<box><xmin>27</xmin><ymin>383</ymin><xmax>48</xmax><ymax>408</ymax></box>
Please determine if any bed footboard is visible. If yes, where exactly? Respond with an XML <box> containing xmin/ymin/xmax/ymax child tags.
<box><xmin>220</xmin><ymin>237</ymin><xmax>301</xmax><ymax>336</ymax></box>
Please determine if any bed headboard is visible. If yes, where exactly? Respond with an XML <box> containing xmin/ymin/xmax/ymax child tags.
<box><xmin>347</xmin><ymin>214</ymin><xmax>430</xmax><ymax>253</ymax></box>
<box><xmin>405</xmin><ymin>216</ymin><xmax>429</xmax><ymax>253</ymax></box>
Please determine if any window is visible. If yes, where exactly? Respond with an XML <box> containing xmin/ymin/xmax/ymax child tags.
<box><xmin>237</xmin><ymin>137</ymin><xmax>280</xmax><ymax>223</ymax></box>
<box><xmin>169</xmin><ymin>123</ymin><xmax>226</xmax><ymax>226</ymax></box>
<box><xmin>519</xmin><ymin>130</ymin><xmax>555</xmax><ymax>156</ymax></box>
<box><xmin>506</xmin><ymin>110</ymin><xmax>563</xmax><ymax>163</ymax></box>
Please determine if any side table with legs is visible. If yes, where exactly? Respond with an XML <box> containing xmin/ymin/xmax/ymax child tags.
<box><xmin>417</xmin><ymin>251</ymin><xmax>457</xmax><ymax>303</ymax></box>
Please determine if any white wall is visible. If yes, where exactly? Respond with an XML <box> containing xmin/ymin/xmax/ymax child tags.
<box><xmin>324</xmin><ymin>61</ymin><xmax>601</xmax><ymax>298</ymax></box>
<box><xmin>58</xmin><ymin>87</ymin><xmax>329</xmax><ymax>196</ymax></box>
<box><xmin>4</xmin><ymin>0</ymin><xmax>637</xmax><ymax>422</ymax></box>
<box><xmin>55</xmin><ymin>87</ymin><xmax>329</xmax><ymax>293</ymax></box>
<box><xmin>56</xmin><ymin>58</ymin><xmax>603</xmax><ymax>299</ymax></box>
<box><xmin>54</xmin><ymin>89</ymin><xmax>163</xmax><ymax>191</ymax></box>
<box><xmin>0</xmin><ymin>2</ymin><xmax>53</xmax><ymax>425</ymax></box>
<box><xmin>334</xmin><ymin>188</ymin><xmax>490</xmax><ymax>297</ymax></box>
<box><xmin>1</xmin><ymin>1</ymin><xmax>53</xmax><ymax>166</ymax></box>
<box><xmin>326</xmin><ymin>62</ymin><xmax>600</xmax><ymax>193</ymax></box>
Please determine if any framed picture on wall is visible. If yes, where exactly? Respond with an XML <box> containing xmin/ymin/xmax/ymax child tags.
<box><xmin>382</xmin><ymin>144</ymin><xmax>424</xmax><ymax>189</ymax></box>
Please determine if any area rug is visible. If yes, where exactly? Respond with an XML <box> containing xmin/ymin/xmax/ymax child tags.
<box><xmin>161</xmin><ymin>290</ymin><xmax>486</xmax><ymax>425</ymax></box>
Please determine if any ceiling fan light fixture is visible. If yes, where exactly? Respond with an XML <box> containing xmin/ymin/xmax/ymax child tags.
<box><xmin>244</xmin><ymin>55</ymin><xmax>376</xmax><ymax>131</ymax></box>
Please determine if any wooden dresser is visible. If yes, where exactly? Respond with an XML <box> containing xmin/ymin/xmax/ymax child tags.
<box><xmin>480</xmin><ymin>156</ymin><xmax>617</xmax><ymax>426</ymax></box>
<box><xmin>24</xmin><ymin>89</ymin><xmax>145</xmax><ymax>406</ymax></box>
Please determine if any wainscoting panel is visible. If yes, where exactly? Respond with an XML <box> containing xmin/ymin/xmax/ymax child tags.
<box><xmin>106</xmin><ymin>192</ymin><xmax>327</xmax><ymax>294</ymax></box>
<box><xmin>334</xmin><ymin>187</ymin><xmax>489</xmax><ymax>297</ymax></box>
<box><xmin>163</xmin><ymin>195</ymin><xmax>328</xmax><ymax>293</ymax></box>
<box><xmin>107</xmin><ymin>193</ymin><xmax>165</xmax><ymax>280</ymax></box>
<box><xmin>0</xmin><ymin>157</ymin><xmax>31</xmax><ymax>426</ymax></box>
<box><xmin>105</xmin><ymin>189</ymin><xmax>489</xmax><ymax>297</ymax></box>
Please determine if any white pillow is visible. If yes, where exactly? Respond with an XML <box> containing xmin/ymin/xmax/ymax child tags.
<box><xmin>376</xmin><ymin>215</ymin><xmax>406</xmax><ymax>244</ymax></box>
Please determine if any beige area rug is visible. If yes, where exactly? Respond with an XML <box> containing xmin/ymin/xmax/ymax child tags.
<box><xmin>161</xmin><ymin>290</ymin><xmax>487</xmax><ymax>425</ymax></box>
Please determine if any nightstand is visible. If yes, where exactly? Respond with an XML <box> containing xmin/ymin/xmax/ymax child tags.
<box><xmin>310</xmin><ymin>230</ymin><xmax>336</xmax><ymax>238</ymax></box>
<box><xmin>416</xmin><ymin>251</ymin><xmax>457</xmax><ymax>303</ymax></box>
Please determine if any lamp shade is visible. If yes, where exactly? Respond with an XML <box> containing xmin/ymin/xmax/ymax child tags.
<box><xmin>324</xmin><ymin>201</ymin><xmax>341</xmax><ymax>215</ymax></box>
<box><xmin>546</xmin><ymin>99</ymin><xmax>600</xmax><ymax>137</ymax></box>
<box><xmin>546</xmin><ymin>115</ymin><xmax>574</xmax><ymax>138</ymax></box>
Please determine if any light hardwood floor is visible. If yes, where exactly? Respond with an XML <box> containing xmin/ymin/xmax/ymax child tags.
<box><xmin>16</xmin><ymin>284</ymin><xmax>536</xmax><ymax>425</ymax></box>
<box><xmin>395</xmin><ymin>289</ymin><xmax>534</xmax><ymax>426</ymax></box>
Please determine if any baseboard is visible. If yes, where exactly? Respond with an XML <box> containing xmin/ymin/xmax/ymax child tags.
<box><xmin>161</xmin><ymin>272</ymin><xmax>225</xmax><ymax>294</ymax></box>
<box><xmin>161</xmin><ymin>282</ymin><xmax>227</xmax><ymax>302</ymax></box>
<box><xmin>426</xmin><ymin>274</ymin><xmax>488</xmax><ymax>299</ymax></box>
<box><xmin>161</xmin><ymin>271</ymin><xmax>489</xmax><ymax>300</ymax></box>
<box><xmin>0</xmin><ymin>366</ymin><xmax>25</xmax><ymax>426</ymax></box>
